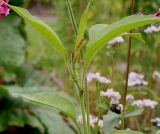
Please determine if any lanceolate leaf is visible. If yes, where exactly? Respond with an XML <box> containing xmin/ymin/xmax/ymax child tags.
<box><xmin>109</xmin><ymin>130</ymin><xmax>144</xmax><ymax>134</ymax></box>
<box><xmin>75</xmin><ymin>2</ymin><xmax>90</xmax><ymax>47</ymax></box>
<box><xmin>85</xmin><ymin>15</ymin><xmax>160</xmax><ymax>67</ymax></box>
<box><xmin>9</xmin><ymin>5</ymin><xmax>67</xmax><ymax>60</ymax></box>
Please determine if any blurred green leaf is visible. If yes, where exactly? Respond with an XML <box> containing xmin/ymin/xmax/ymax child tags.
<box><xmin>123</xmin><ymin>33</ymin><xmax>146</xmax><ymax>44</ymax></box>
<box><xmin>16</xmin><ymin>91</ymin><xmax>80</xmax><ymax>132</ymax></box>
<box><xmin>0</xmin><ymin>16</ymin><xmax>25</xmax><ymax>69</ymax></box>
<box><xmin>109</xmin><ymin>130</ymin><xmax>144</xmax><ymax>134</ymax></box>
<box><xmin>9</xmin><ymin>5</ymin><xmax>67</xmax><ymax>61</ymax></box>
<box><xmin>103</xmin><ymin>112</ymin><xmax>121</xmax><ymax>134</ymax></box>
<box><xmin>33</xmin><ymin>108</ymin><xmax>75</xmax><ymax>134</ymax></box>
<box><xmin>125</xmin><ymin>106</ymin><xmax>144</xmax><ymax>118</ymax></box>
<box><xmin>85</xmin><ymin>15</ymin><xmax>160</xmax><ymax>67</ymax></box>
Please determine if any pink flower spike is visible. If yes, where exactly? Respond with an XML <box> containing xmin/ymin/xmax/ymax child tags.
<box><xmin>137</xmin><ymin>12</ymin><xmax>143</xmax><ymax>16</ymax></box>
<box><xmin>0</xmin><ymin>14</ymin><xmax>4</xmax><ymax>19</ymax></box>
<box><xmin>0</xmin><ymin>0</ymin><xmax>10</xmax><ymax>16</ymax></box>
<box><xmin>2</xmin><ymin>5</ymin><xmax>10</xmax><ymax>15</ymax></box>
<box><xmin>156</xmin><ymin>8</ymin><xmax>160</xmax><ymax>17</ymax></box>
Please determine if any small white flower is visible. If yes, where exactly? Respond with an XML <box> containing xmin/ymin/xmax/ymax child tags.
<box><xmin>132</xmin><ymin>99</ymin><xmax>158</xmax><ymax>109</ymax></box>
<box><xmin>144</xmin><ymin>26</ymin><xmax>160</xmax><ymax>33</ymax></box>
<box><xmin>77</xmin><ymin>115</ymin><xmax>103</xmax><ymax>129</ymax></box>
<box><xmin>77</xmin><ymin>115</ymin><xmax>83</xmax><ymax>125</ymax></box>
<box><xmin>87</xmin><ymin>72</ymin><xmax>111</xmax><ymax>84</ymax></box>
<box><xmin>90</xmin><ymin>117</ymin><xmax>103</xmax><ymax>129</ymax></box>
<box><xmin>126</xmin><ymin>94</ymin><xmax>134</xmax><ymax>101</ymax></box>
<box><xmin>100</xmin><ymin>88</ymin><xmax>121</xmax><ymax>104</ymax></box>
<box><xmin>151</xmin><ymin>117</ymin><xmax>160</xmax><ymax>128</ymax></box>
<box><xmin>128</xmin><ymin>72</ymin><xmax>148</xmax><ymax>87</ymax></box>
<box><xmin>108</xmin><ymin>36</ymin><xmax>124</xmax><ymax>46</ymax></box>
<box><xmin>152</xmin><ymin>71</ymin><xmax>160</xmax><ymax>82</ymax></box>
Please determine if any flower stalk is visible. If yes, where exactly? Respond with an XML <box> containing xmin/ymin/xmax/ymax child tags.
<box><xmin>121</xmin><ymin>0</ymin><xmax>135</xmax><ymax>129</ymax></box>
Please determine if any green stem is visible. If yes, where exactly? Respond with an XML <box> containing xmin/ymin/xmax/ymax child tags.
<box><xmin>72</xmin><ymin>63</ymin><xmax>88</xmax><ymax>134</ymax></box>
<box><xmin>121</xmin><ymin>0</ymin><xmax>135</xmax><ymax>129</ymax></box>
<box><xmin>112</xmin><ymin>53</ymin><xmax>115</xmax><ymax>82</ymax></box>
<box><xmin>82</xmin><ymin>67</ymin><xmax>90</xmax><ymax>134</ymax></box>
<box><xmin>85</xmin><ymin>80</ymin><xmax>90</xmax><ymax>134</ymax></box>
<box><xmin>95</xmin><ymin>82</ymin><xmax>101</xmax><ymax>134</ymax></box>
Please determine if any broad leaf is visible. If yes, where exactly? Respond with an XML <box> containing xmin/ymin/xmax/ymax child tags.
<box><xmin>0</xmin><ymin>15</ymin><xmax>25</xmax><ymax>68</ymax></box>
<box><xmin>9</xmin><ymin>5</ymin><xmax>67</xmax><ymax>60</ymax></box>
<box><xmin>103</xmin><ymin>112</ymin><xmax>121</xmax><ymax>134</ymax></box>
<box><xmin>89</xmin><ymin>24</ymin><xmax>109</xmax><ymax>41</ymax></box>
<box><xmin>16</xmin><ymin>91</ymin><xmax>81</xmax><ymax>132</ymax></box>
<box><xmin>109</xmin><ymin>130</ymin><xmax>144</xmax><ymax>134</ymax></box>
<box><xmin>85</xmin><ymin>15</ymin><xmax>160</xmax><ymax>67</ymax></box>
<box><xmin>34</xmin><ymin>108</ymin><xmax>75</xmax><ymax>134</ymax></box>
<box><xmin>103</xmin><ymin>108</ymin><xmax>143</xmax><ymax>133</ymax></box>
<box><xmin>17</xmin><ymin>92</ymin><xmax>76</xmax><ymax>119</ymax></box>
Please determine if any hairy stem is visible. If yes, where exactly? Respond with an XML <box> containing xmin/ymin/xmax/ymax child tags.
<box><xmin>121</xmin><ymin>0</ymin><xmax>135</xmax><ymax>129</ymax></box>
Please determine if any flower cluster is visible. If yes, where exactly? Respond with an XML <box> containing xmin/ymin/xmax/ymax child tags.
<box><xmin>108</xmin><ymin>36</ymin><xmax>124</xmax><ymax>47</ymax></box>
<box><xmin>152</xmin><ymin>71</ymin><xmax>160</xmax><ymax>82</ymax></box>
<box><xmin>100</xmin><ymin>88</ymin><xmax>121</xmax><ymax>104</ymax></box>
<box><xmin>87</xmin><ymin>72</ymin><xmax>111</xmax><ymax>84</ymax></box>
<box><xmin>77</xmin><ymin>115</ymin><xmax>103</xmax><ymax>129</ymax></box>
<box><xmin>150</xmin><ymin>8</ymin><xmax>160</xmax><ymax>17</ymax></box>
<box><xmin>132</xmin><ymin>99</ymin><xmax>158</xmax><ymax>109</ymax></box>
<box><xmin>144</xmin><ymin>26</ymin><xmax>160</xmax><ymax>33</ymax></box>
<box><xmin>126</xmin><ymin>94</ymin><xmax>134</xmax><ymax>101</ymax></box>
<box><xmin>0</xmin><ymin>0</ymin><xmax>10</xmax><ymax>18</ymax></box>
<box><xmin>137</xmin><ymin>8</ymin><xmax>160</xmax><ymax>17</ymax></box>
<box><xmin>151</xmin><ymin>117</ymin><xmax>160</xmax><ymax>128</ymax></box>
<box><xmin>90</xmin><ymin>117</ymin><xmax>103</xmax><ymax>128</ymax></box>
<box><xmin>128</xmin><ymin>72</ymin><xmax>148</xmax><ymax>87</ymax></box>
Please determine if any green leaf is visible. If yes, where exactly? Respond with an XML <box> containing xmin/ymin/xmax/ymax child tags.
<box><xmin>18</xmin><ymin>92</ymin><xmax>76</xmax><ymax>119</ymax></box>
<box><xmin>16</xmin><ymin>91</ymin><xmax>81</xmax><ymax>132</ymax></box>
<box><xmin>75</xmin><ymin>2</ymin><xmax>90</xmax><ymax>47</ymax></box>
<box><xmin>9</xmin><ymin>5</ymin><xmax>67</xmax><ymax>61</ymax></box>
<box><xmin>109</xmin><ymin>130</ymin><xmax>144</xmax><ymax>134</ymax></box>
<box><xmin>125</xmin><ymin>106</ymin><xmax>144</xmax><ymax>118</ymax></box>
<box><xmin>85</xmin><ymin>15</ymin><xmax>160</xmax><ymax>67</ymax></box>
<box><xmin>103</xmin><ymin>112</ymin><xmax>121</xmax><ymax>134</ymax></box>
<box><xmin>0</xmin><ymin>15</ymin><xmax>25</xmax><ymax>68</ymax></box>
<box><xmin>89</xmin><ymin>24</ymin><xmax>109</xmax><ymax>42</ymax></box>
<box><xmin>33</xmin><ymin>108</ymin><xmax>75</xmax><ymax>134</ymax></box>
<box><xmin>103</xmin><ymin>108</ymin><xmax>143</xmax><ymax>134</ymax></box>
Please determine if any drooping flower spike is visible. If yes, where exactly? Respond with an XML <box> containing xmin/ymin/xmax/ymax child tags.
<box><xmin>0</xmin><ymin>0</ymin><xmax>10</xmax><ymax>17</ymax></box>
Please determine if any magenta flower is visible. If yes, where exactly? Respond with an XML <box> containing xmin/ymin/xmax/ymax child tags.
<box><xmin>0</xmin><ymin>0</ymin><xmax>10</xmax><ymax>17</ymax></box>
<box><xmin>156</xmin><ymin>8</ymin><xmax>160</xmax><ymax>17</ymax></box>
<box><xmin>150</xmin><ymin>8</ymin><xmax>160</xmax><ymax>17</ymax></box>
